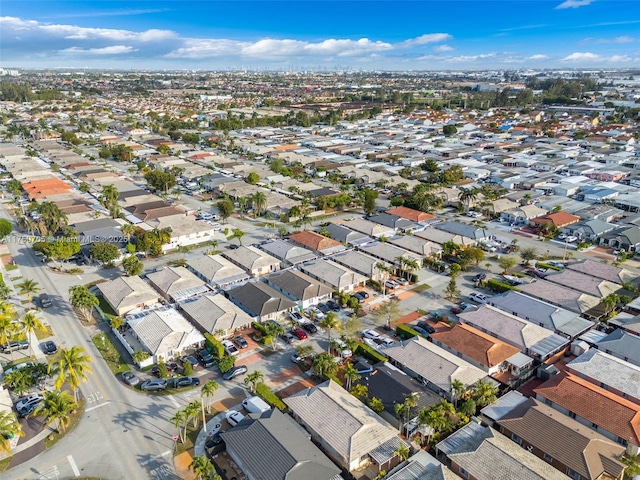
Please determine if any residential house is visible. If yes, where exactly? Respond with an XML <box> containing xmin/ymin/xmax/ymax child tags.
<box><xmin>385</xmin><ymin>206</ymin><xmax>437</xmax><ymax>224</ymax></box>
<box><xmin>535</xmin><ymin>372</ymin><xmax>640</xmax><ymax>453</ymax></box>
<box><xmin>288</xmin><ymin>231</ymin><xmax>346</xmax><ymax>255</ymax></box>
<box><xmin>543</xmin><ymin>269</ymin><xmax>620</xmax><ymax>299</ymax></box>
<box><xmin>125</xmin><ymin>200</ymin><xmax>184</xmax><ymax>222</ymax></box>
<box><xmin>489</xmin><ymin>291</ymin><xmax>595</xmax><ymax>339</ymax></box>
<box><xmin>458</xmin><ymin>305</ymin><xmax>570</xmax><ymax>361</ymax></box>
<box><xmin>382</xmin><ymin>336</ymin><xmax>488</xmax><ymax>400</ymax></box>
<box><xmin>222</xmin><ymin>246</ymin><xmax>281</xmax><ymax>277</ymax></box>
<box><xmin>566</xmin><ymin>259</ymin><xmax>636</xmax><ymax>285</ymax></box>
<box><xmin>226</xmin><ymin>281</ymin><xmax>296</xmax><ymax>322</ymax></box>
<box><xmin>367</xmin><ymin>213</ymin><xmax>418</xmax><ymax>233</ymax></box>
<box><xmin>96</xmin><ymin>276</ymin><xmax>160</xmax><ymax>316</ymax></box>
<box><xmin>265</xmin><ymin>269</ymin><xmax>333</xmax><ymax>309</ymax></box>
<box><xmin>529</xmin><ymin>211</ymin><xmax>581</xmax><ymax>230</ymax></box>
<box><xmin>357</xmin><ymin>242</ymin><xmax>422</xmax><ymax>274</ymax></box>
<box><xmin>331</xmin><ymin>250</ymin><xmax>393</xmax><ymax>282</ymax></box>
<box><xmin>500</xmin><ymin>205</ymin><xmax>549</xmax><ymax>225</ymax></box>
<box><xmin>596</xmin><ymin>329</ymin><xmax>640</xmax><ymax>367</ymax></box>
<box><xmin>146</xmin><ymin>266</ymin><xmax>210</xmax><ymax>302</ymax></box>
<box><xmin>436</xmin><ymin>422</ymin><xmax>571</xmax><ymax>480</ymax></box>
<box><xmin>560</xmin><ymin>219</ymin><xmax>617</xmax><ymax>242</ymax></box>
<box><xmin>383</xmin><ymin>450</ymin><xmax>458</xmax><ymax>480</ymax></box>
<box><xmin>516</xmin><ymin>281</ymin><xmax>602</xmax><ymax>317</ymax></box>
<box><xmin>259</xmin><ymin>239</ymin><xmax>317</xmax><ymax>266</ymax></box>
<box><xmin>388</xmin><ymin>235</ymin><xmax>442</xmax><ymax>258</ymax></box>
<box><xmin>567</xmin><ymin>349</ymin><xmax>640</xmax><ymax>406</ymax></box>
<box><xmin>220</xmin><ymin>408</ymin><xmax>342</xmax><ymax>480</ymax></box>
<box><xmin>600</xmin><ymin>226</ymin><xmax>640</xmax><ymax>252</ymax></box>
<box><xmin>187</xmin><ymin>254</ymin><xmax>250</xmax><ymax>289</ymax></box>
<box><xmin>434</xmin><ymin>221</ymin><xmax>489</xmax><ymax>242</ymax></box>
<box><xmin>284</xmin><ymin>380</ymin><xmax>407</xmax><ymax>472</ymax></box>
<box><xmin>496</xmin><ymin>398</ymin><xmax>626</xmax><ymax>480</ymax></box>
<box><xmin>339</xmin><ymin>218</ymin><xmax>396</xmax><ymax>239</ymax></box>
<box><xmin>300</xmin><ymin>259</ymin><xmax>367</xmax><ymax>293</ymax></box>
<box><xmin>323</xmin><ymin>223</ymin><xmax>371</xmax><ymax>246</ymax></box>
<box><xmin>125</xmin><ymin>307</ymin><xmax>205</xmax><ymax>363</ymax></box>
<box><xmin>415</xmin><ymin>228</ymin><xmax>475</xmax><ymax>248</ymax></box>
<box><xmin>146</xmin><ymin>214</ymin><xmax>217</xmax><ymax>252</ymax></box>
<box><xmin>179</xmin><ymin>293</ymin><xmax>253</xmax><ymax>338</ymax></box>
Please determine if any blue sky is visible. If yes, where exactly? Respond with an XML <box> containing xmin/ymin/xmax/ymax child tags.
<box><xmin>1</xmin><ymin>0</ymin><xmax>639</xmax><ymax>70</ymax></box>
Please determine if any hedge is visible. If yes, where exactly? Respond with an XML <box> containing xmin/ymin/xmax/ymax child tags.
<box><xmin>252</xmin><ymin>321</ymin><xmax>267</xmax><ymax>335</ymax></box>
<box><xmin>396</xmin><ymin>323</ymin><xmax>420</xmax><ymax>340</ymax></box>
<box><xmin>325</xmin><ymin>373</ymin><xmax>342</xmax><ymax>385</ymax></box>
<box><xmin>256</xmin><ymin>383</ymin><xmax>287</xmax><ymax>411</ymax></box>
<box><xmin>354</xmin><ymin>342</ymin><xmax>388</xmax><ymax>363</ymax></box>
<box><xmin>203</xmin><ymin>332</ymin><xmax>225</xmax><ymax>359</ymax></box>
<box><xmin>536</xmin><ymin>262</ymin><xmax>562</xmax><ymax>271</ymax></box>
<box><xmin>487</xmin><ymin>278</ymin><xmax>516</xmax><ymax>293</ymax></box>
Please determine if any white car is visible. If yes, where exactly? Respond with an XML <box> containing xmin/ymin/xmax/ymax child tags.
<box><xmin>565</xmin><ymin>236</ymin><xmax>578</xmax><ymax>243</ymax></box>
<box><xmin>362</xmin><ymin>329</ymin><xmax>381</xmax><ymax>341</ymax></box>
<box><xmin>226</xmin><ymin>410</ymin><xmax>245</xmax><ymax>427</ymax></box>
<box><xmin>221</xmin><ymin>340</ymin><xmax>239</xmax><ymax>356</ymax></box>
<box><xmin>546</xmin><ymin>261</ymin><xmax>565</xmax><ymax>268</ymax></box>
<box><xmin>469</xmin><ymin>292</ymin><xmax>489</xmax><ymax>304</ymax></box>
<box><xmin>384</xmin><ymin>280</ymin><xmax>398</xmax><ymax>290</ymax></box>
<box><xmin>467</xmin><ymin>211</ymin><xmax>482</xmax><ymax>218</ymax></box>
<box><xmin>305</xmin><ymin>307</ymin><xmax>324</xmax><ymax>320</ymax></box>
<box><xmin>16</xmin><ymin>393</ymin><xmax>43</xmax><ymax>413</ymax></box>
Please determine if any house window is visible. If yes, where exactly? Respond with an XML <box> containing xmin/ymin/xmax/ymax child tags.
<box><xmin>616</xmin><ymin>437</ymin><xmax>628</xmax><ymax>446</ymax></box>
<box><xmin>568</xmin><ymin>411</ymin><xmax>576</xmax><ymax>419</ymax></box>
<box><xmin>591</xmin><ymin>423</ymin><xmax>598</xmax><ymax>430</ymax></box>
<box><xmin>511</xmin><ymin>433</ymin><xmax>523</xmax><ymax>445</ymax></box>
<box><xmin>544</xmin><ymin>398</ymin><xmax>552</xmax><ymax>406</ymax></box>
<box><xmin>459</xmin><ymin>467</ymin><xmax>470</xmax><ymax>480</ymax></box>
<box><xmin>600</xmin><ymin>382</ymin><xmax>608</xmax><ymax>390</ymax></box>
<box><xmin>543</xmin><ymin>453</ymin><xmax>553</xmax><ymax>463</ymax></box>
<box><xmin>566</xmin><ymin>468</ymin><xmax>581</xmax><ymax>480</ymax></box>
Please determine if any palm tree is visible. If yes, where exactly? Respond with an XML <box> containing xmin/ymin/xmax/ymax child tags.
<box><xmin>201</xmin><ymin>380</ymin><xmax>220</xmax><ymax>415</ymax></box>
<box><xmin>402</xmin><ymin>258</ymin><xmax>420</xmax><ymax>281</ymax></box>
<box><xmin>170</xmin><ymin>409</ymin><xmax>188</xmax><ymax>443</ymax></box>
<box><xmin>603</xmin><ymin>293</ymin><xmax>620</xmax><ymax>315</ymax></box>
<box><xmin>471</xmin><ymin>379</ymin><xmax>498</xmax><ymax>408</ymax></box>
<box><xmin>16</xmin><ymin>279</ymin><xmax>40</xmax><ymax>303</ymax></box>
<box><xmin>50</xmin><ymin>346</ymin><xmax>93</xmax><ymax>401</ymax></box>
<box><xmin>121</xmin><ymin>223</ymin><xmax>136</xmax><ymax>242</ymax></box>
<box><xmin>190</xmin><ymin>455</ymin><xmax>216</xmax><ymax>480</ymax></box>
<box><xmin>394</xmin><ymin>402</ymin><xmax>410</xmax><ymax>433</ymax></box>
<box><xmin>393</xmin><ymin>443</ymin><xmax>411</xmax><ymax>462</ymax></box>
<box><xmin>244</xmin><ymin>370</ymin><xmax>264</xmax><ymax>394</ymax></box>
<box><xmin>458</xmin><ymin>188</ymin><xmax>479</xmax><ymax>212</ymax></box>
<box><xmin>0</xmin><ymin>316</ymin><xmax>17</xmax><ymax>351</ymax></box>
<box><xmin>227</xmin><ymin>228</ymin><xmax>245</xmax><ymax>246</ymax></box>
<box><xmin>21</xmin><ymin>310</ymin><xmax>44</xmax><ymax>356</ymax></box>
<box><xmin>343</xmin><ymin>362</ymin><xmax>361</xmax><ymax>391</ymax></box>
<box><xmin>34</xmin><ymin>390</ymin><xmax>77</xmax><ymax>433</ymax></box>
<box><xmin>0</xmin><ymin>410</ymin><xmax>24</xmax><ymax>454</ymax></box>
<box><xmin>185</xmin><ymin>401</ymin><xmax>202</xmax><ymax>429</ymax></box>
<box><xmin>376</xmin><ymin>262</ymin><xmax>392</xmax><ymax>298</ymax></box>
<box><xmin>311</xmin><ymin>352</ymin><xmax>338</xmax><ymax>378</ymax></box>
<box><xmin>99</xmin><ymin>185</ymin><xmax>119</xmax><ymax>217</ymax></box>
<box><xmin>350</xmin><ymin>384</ymin><xmax>368</xmax><ymax>399</ymax></box>
<box><xmin>36</xmin><ymin>201</ymin><xmax>68</xmax><ymax>236</ymax></box>
<box><xmin>252</xmin><ymin>191</ymin><xmax>267</xmax><ymax>217</ymax></box>
<box><xmin>450</xmin><ymin>379</ymin><xmax>467</xmax><ymax>406</ymax></box>
<box><xmin>320</xmin><ymin>312</ymin><xmax>340</xmax><ymax>352</ymax></box>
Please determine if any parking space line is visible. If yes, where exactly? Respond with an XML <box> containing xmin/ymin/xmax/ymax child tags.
<box><xmin>86</xmin><ymin>401</ymin><xmax>111</xmax><ymax>412</ymax></box>
<box><xmin>67</xmin><ymin>455</ymin><xmax>80</xmax><ymax>477</ymax></box>
<box><xmin>140</xmin><ymin>449</ymin><xmax>172</xmax><ymax>466</ymax></box>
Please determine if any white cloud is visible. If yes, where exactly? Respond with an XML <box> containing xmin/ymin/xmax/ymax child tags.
<box><xmin>563</xmin><ymin>51</ymin><xmax>601</xmax><ymax>61</ymax></box>
<box><xmin>433</xmin><ymin>45</ymin><xmax>454</xmax><ymax>52</ymax></box>
<box><xmin>562</xmin><ymin>52</ymin><xmax>636</xmax><ymax>64</ymax></box>
<box><xmin>556</xmin><ymin>0</ymin><xmax>595</xmax><ymax>9</ymax></box>
<box><xmin>528</xmin><ymin>54</ymin><xmax>549</xmax><ymax>60</ymax></box>
<box><xmin>59</xmin><ymin>45</ymin><xmax>136</xmax><ymax>55</ymax></box>
<box><xmin>398</xmin><ymin>33</ymin><xmax>452</xmax><ymax>48</ymax></box>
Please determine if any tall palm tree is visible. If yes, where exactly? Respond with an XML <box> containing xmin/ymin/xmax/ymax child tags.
<box><xmin>185</xmin><ymin>401</ymin><xmax>202</xmax><ymax>429</ymax></box>
<box><xmin>33</xmin><ymin>390</ymin><xmax>77</xmax><ymax>433</ymax></box>
<box><xmin>471</xmin><ymin>379</ymin><xmax>498</xmax><ymax>408</ymax></box>
<box><xmin>200</xmin><ymin>380</ymin><xmax>220</xmax><ymax>415</ymax></box>
<box><xmin>227</xmin><ymin>228</ymin><xmax>245</xmax><ymax>246</ymax></box>
<box><xmin>603</xmin><ymin>293</ymin><xmax>620</xmax><ymax>315</ymax></box>
<box><xmin>190</xmin><ymin>455</ymin><xmax>216</xmax><ymax>480</ymax></box>
<box><xmin>244</xmin><ymin>370</ymin><xmax>264</xmax><ymax>394</ymax></box>
<box><xmin>394</xmin><ymin>402</ymin><xmax>410</xmax><ymax>433</ymax></box>
<box><xmin>170</xmin><ymin>409</ymin><xmax>188</xmax><ymax>443</ymax></box>
<box><xmin>311</xmin><ymin>352</ymin><xmax>338</xmax><ymax>378</ymax></box>
<box><xmin>402</xmin><ymin>258</ymin><xmax>420</xmax><ymax>281</ymax></box>
<box><xmin>99</xmin><ymin>185</ymin><xmax>119</xmax><ymax>218</ymax></box>
<box><xmin>0</xmin><ymin>410</ymin><xmax>24</xmax><ymax>454</ymax></box>
<box><xmin>36</xmin><ymin>201</ymin><xmax>68</xmax><ymax>236</ymax></box>
<box><xmin>458</xmin><ymin>188</ymin><xmax>479</xmax><ymax>212</ymax></box>
<box><xmin>393</xmin><ymin>443</ymin><xmax>411</xmax><ymax>462</ymax></box>
<box><xmin>343</xmin><ymin>362</ymin><xmax>361</xmax><ymax>391</ymax></box>
<box><xmin>121</xmin><ymin>223</ymin><xmax>136</xmax><ymax>242</ymax></box>
<box><xmin>16</xmin><ymin>278</ymin><xmax>41</xmax><ymax>303</ymax></box>
<box><xmin>21</xmin><ymin>310</ymin><xmax>45</xmax><ymax>357</ymax></box>
<box><xmin>0</xmin><ymin>316</ymin><xmax>17</xmax><ymax>351</ymax></box>
<box><xmin>375</xmin><ymin>262</ymin><xmax>391</xmax><ymax>298</ymax></box>
<box><xmin>320</xmin><ymin>312</ymin><xmax>340</xmax><ymax>352</ymax></box>
<box><xmin>50</xmin><ymin>346</ymin><xmax>93</xmax><ymax>401</ymax></box>
<box><xmin>252</xmin><ymin>191</ymin><xmax>267</xmax><ymax>217</ymax></box>
<box><xmin>450</xmin><ymin>379</ymin><xmax>467</xmax><ymax>406</ymax></box>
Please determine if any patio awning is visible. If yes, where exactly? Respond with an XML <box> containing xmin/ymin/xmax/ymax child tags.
<box><xmin>369</xmin><ymin>437</ymin><xmax>410</xmax><ymax>465</ymax></box>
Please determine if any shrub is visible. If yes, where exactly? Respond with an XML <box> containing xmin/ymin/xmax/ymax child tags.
<box><xmin>325</xmin><ymin>373</ymin><xmax>341</xmax><ymax>384</ymax></box>
<box><xmin>204</xmin><ymin>332</ymin><xmax>225</xmax><ymax>359</ymax></box>
<box><xmin>487</xmin><ymin>278</ymin><xmax>516</xmax><ymax>293</ymax></box>
<box><xmin>536</xmin><ymin>262</ymin><xmax>562</xmax><ymax>271</ymax></box>
<box><xmin>396</xmin><ymin>324</ymin><xmax>420</xmax><ymax>340</ymax></box>
<box><xmin>255</xmin><ymin>383</ymin><xmax>287</xmax><ymax>411</ymax></box>
<box><xmin>218</xmin><ymin>355</ymin><xmax>235</xmax><ymax>373</ymax></box>
<box><xmin>354</xmin><ymin>342</ymin><xmax>388</xmax><ymax>363</ymax></box>
<box><xmin>183</xmin><ymin>362</ymin><xmax>193</xmax><ymax>376</ymax></box>
<box><xmin>262</xmin><ymin>335</ymin><xmax>274</xmax><ymax>346</ymax></box>
<box><xmin>252</xmin><ymin>321</ymin><xmax>267</xmax><ymax>335</ymax></box>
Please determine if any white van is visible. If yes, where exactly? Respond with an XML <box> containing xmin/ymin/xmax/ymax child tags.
<box><xmin>242</xmin><ymin>396</ymin><xmax>271</xmax><ymax>414</ymax></box>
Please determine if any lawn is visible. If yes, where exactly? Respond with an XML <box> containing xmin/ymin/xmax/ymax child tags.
<box><xmin>4</xmin><ymin>264</ymin><xmax>18</xmax><ymax>271</ymax></box>
<box><xmin>91</xmin><ymin>332</ymin><xmax>130</xmax><ymax>375</ymax></box>
<box><xmin>34</xmin><ymin>324</ymin><xmax>54</xmax><ymax>340</ymax></box>
<box><xmin>0</xmin><ymin>456</ymin><xmax>11</xmax><ymax>473</ymax></box>
<box><xmin>44</xmin><ymin>398</ymin><xmax>86</xmax><ymax>448</ymax></box>
<box><xmin>412</xmin><ymin>283</ymin><xmax>431</xmax><ymax>292</ymax></box>
<box><xmin>96</xmin><ymin>295</ymin><xmax>118</xmax><ymax>319</ymax></box>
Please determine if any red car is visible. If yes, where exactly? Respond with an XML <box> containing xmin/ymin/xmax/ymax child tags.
<box><xmin>291</xmin><ymin>328</ymin><xmax>308</xmax><ymax>340</ymax></box>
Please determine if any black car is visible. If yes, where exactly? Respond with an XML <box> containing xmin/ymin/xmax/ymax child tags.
<box><xmin>326</xmin><ymin>299</ymin><xmax>341</xmax><ymax>311</ymax></box>
<box><xmin>40</xmin><ymin>294</ymin><xmax>52</xmax><ymax>308</ymax></box>
<box><xmin>181</xmin><ymin>355</ymin><xmax>199</xmax><ymax>369</ymax></box>
<box><xmin>2</xmin><ymin>340</ymin><xmax>29</xmax><ymax>353</ymax></box>
<box><xmin>416</xmin><ymin>320</ymin><xmax>436</xmax><ymax>334</ymax></box>
<box><xmin>410</xmin><ymin>325</ymin><xmax>431</xmax><ymax>339</ymax></box>
<box><xmin>358</xmin><ymin>291</ymin><xmax>370</xmax><ymax>299</ymax></box>
<box><xmin>317</xmin><ymin>303</ymin><xmax>331</xmax><ymax>314</ymax></box>
<box><xmin>170</xmin><ymin>376</ymin><xmax>200</xmax><ymax>389</ymax></box>
<box><xmin>205</xmin><ymin>431</ymin><xmax>225</xmax><ymax>449</ymax></box>
<box><xmin>234</xmin><ymin>336</ymin><xmax>248</xmax><ymax>349</ymax></box>
<box><xmin>302</xmin><ymin>322</ymin><xmax>317</xmax><ymax>334</ymax></box>
<box><xmin>42</xmin><ymin>340</ymin><xmax>58</xmax><ymax>355</ymax></box>
<box><xmin>472</xmin><ymin>273</ymin><xmax>487</xmax><ymax>283</ymax></box>
<box><xmin>222</xmin><ymin>365</ymin><xmax>248</xmax><ymax>380</ymax></box>
<box><xmin>196</xmin><ymin>349</ymin><xmax>215</xmax><ymax>368</ymax></box>
<box><xmin>351</xmin><ymin>293</ymin><xmax>365</xmax><ymax>304</ymax></box>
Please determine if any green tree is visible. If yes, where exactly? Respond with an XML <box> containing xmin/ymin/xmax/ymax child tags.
<box><xmin>121</xmin><ymin>223</ymin><xmax>136</xmax><ymax>242</ymax></box>
<box><xmin>262</xmin><ymin>321</ymin><xmax>285</xmax><ymax>351</ymax></box>
<box><xmin>68</xmin><ymin>285</ymin><xmax>99</xmax><ymax>319</ymax></box>
<box><xmin>252</xmin><ymin>191</ymin><xmax>267</xmax><ymax>216</ymax></box>
<box><xmin>144</xmin><ymin>170</ymin><xmax>177</xmax><ymax>193</ymax></box>
<box><xmin>217</xmin><ymin>355</ymin><xmax>235</xmax><ymax>373</ymax></box>
<box><xmin>201</xmin><ymin>380</ymin><xmax>220</xmax><ymax>414</ymax></box>
<box><xmin>190</xmin><ymin>455</ymin><xmax>216</xmax><ymax>480</ymax></box>
<box><xmin>471</xmin><ymin>379</ymin><xmax>499</xmax><ymax>408</ymax></box>
<box><xmin>122</xmin><ymin>255</ymin><xmax>143</xmax><ymax>276</ymax></box>
<box><xmin>50</xmin><ymin>346</ymin><xmax>93</xmax><ymax>401</ymax></box>
<box><xmin>244</xmin><ymin>370</ymin><xmax>264</xmax><ymax>393</ymax></box>
<box><xmin>227</xmin><ymin>228</ymin><xmax>245</xmax><ymax>246</ymax></box>
<box><xmin>343</xmin><ymin>362</ymin><xmax>361</xmax><ymax>391</ymax></box>
<box><xmin>363</xmin><ymin>188</ymin><xmax>379</xmax><ymax>215</ymax></box>
<box><xmin>99</xmin><ymin>185</ymin><xmax>120</xmax><ymax>218</ymax></box>
<box><xmin>170</xmin><ymin>409</ymin><xmax>188</xmax><ymax>444</ymax></box>
<box><xmin>35</xmin><ymin>201</ymin><xmax>68</xmax><ymax>236</ymax></box>
<box><xmin>393</xmin><ymin>443</ymin><xmax>411</xmax><ymax>462</ymax></box>
<box><xmin>444</xmin><ymin>278</ymin><xmax>460</xmax><ymax>301</ymax></box>
<box><xmin>90</xmin><ymin>242</ymin><xmax>120</xmax><ymax>265</ymax></box>
<box><xmin>350</xmin><ymin>384</ymin><xmax>368</xmax><ymax>399</ymax></box>
<box><xmin>320</xmin><ymin>312</ymin><xmax>340</xmax><ymax>351</ymax></box>
<box><xmin>246</xmin><ymin>172</ymin><xmax>260</xmax><ymax>184</ymax></box>
<box><xmin>16</xmin><ymin>278</ymin><xmax>40</xmax><ymax>303</ymax></box>
<box><xmin>34</xmin><ymin>390</ymin><xmax>78</xmax><ymax>433</ymax></box>
<box><xmin>39</xmin><ymin>238</ymin><xmax>81</xmax><ymax>267</ymax></box>
<box><xmin>458</xmin><ymin>188</ymin><xmax>478</xmax><ymax>212</ymax></box>
<box><xmin>0</xmin><ymin>410</ymin><xmax>24</xmax><ymax>453</ymax></box>
<box><xmin>520</xmin><ymin>247</ymin><xmax>539</xmax><ymax>266</ymax></box>
<box><xmin>132</xmin><ymin>350</ymin><xmax>150</xmax><ymax>364</ymax></box>
<box><xmin>498</xmin><ymin>256</ymin><xmax>517</xmax><ymax>273</ymax></box>
<box><xmin>21</xmin><ymin>310</ymin><xmax>44</xmax><ymax>357</ymax></box>
<box><xmin>372</xmin><ymin>299</ymin><xmax>401</xmax><ymax>330</ymax></box>
<box><xmin>312</xmin><ymin>352</ymin><xmax>338</xmax><ymax>378</ymax></box>
<box><xmin>443</xmin><ymin>124</ymin><xmax>458</xmax><ymax>136</ymax></box>
<box><xmin>368</xmin><ymin>397</ymin><xmax>385</xmax><ymax>414</ymax></box>
<box><xmin>449</xmin><ymin>263</ymin><xmax>461</xmax><ymax>279</ymax></box>
<box><xmin>216</xmin><ymin>199</ymin><xmax>234</xmax><ymax>223</ymax></box>
<box><xmin>603</xmin><ymin>293</ymin><xmax>620</xmax><ymax>314</ymax></box>
<box><xmin>0</xmin><ymin>219</ymin><xmax>12</xmax><ymax>240</ymax></box>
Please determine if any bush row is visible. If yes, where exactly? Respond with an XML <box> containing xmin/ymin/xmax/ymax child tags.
<box><xmin>255</xmin><ymin>383</ymin><xmax>287</xmax><ymax>411</ymax></box>
<box><xmin>396</xmin><ymin>323</ymin><xmax>421</xmax><ymax>339</ymax></box>
<box><xmin>203</xmin><ymin>332</ymin><xmax>225</xmax><ymax>359</ymax></box>
<box><xmin>252</xmin><ymin>321</ymin><xmax>267</xmax><ymax>335</ymax></box>
<box><xmin>536</xmin><ymin>262</ymin><xmax>563</xmax><ymax>271</ymax></box>
<box><xmin>487</xmin><ymin>278</ymin><xmax>517</xmax><ymax>293</ymax></box>
<box><xmin>354</xmin><ymin>342</ymin><xmax>388</xmax><ymax>363</ymax></box>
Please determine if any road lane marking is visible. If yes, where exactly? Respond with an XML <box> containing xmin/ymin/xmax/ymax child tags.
<box><xmin>140</xmin><ymin>450</ymin><xmax>172</xmax><ymax>466</ymax></box>
<box><xmin>86</xmin><ymin>401</ymin><xmax>111</xmax><ymax>412</ymax></box>
<box><xmin>168</xmin><ymin>395</ymin><xmax>180</xmax><ymax>408</ymax></box>
<box><xmin>67</xmin><ymin>455</ymin><xmax>80</xmax><ymax>477</ymax></box>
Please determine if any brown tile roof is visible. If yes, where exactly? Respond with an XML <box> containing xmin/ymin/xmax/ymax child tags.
<box><xmin>22</xmin><ymin>178</ymin><xmax>71</xmax><ymax>200</ymax></box>
<box><xmin>534</xmin><ymin>372</ymin><xmax>640</xmax><ymax>445</ymax></box>
<box><xmin>385</xmin><ymin>206</ymin><xmax>437</xmax><ymax>223</ymax></box>
<box><xmin>288</xmin><ymin>230</ymin><xmax>342</xmax><ymax>252</ymax></box>
<box><xmin>530</xmin><ymin>211</ymin><xmax>581</xmax><ymax>228</ymax></box>
<box><xmin>431</xmin><ymin>323</ymin><xmax>521</xmax><ymax>368</ymax></box>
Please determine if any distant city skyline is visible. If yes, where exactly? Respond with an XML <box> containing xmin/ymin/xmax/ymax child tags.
<box><xmin>1</xmin><ymin>0</ymin><xmax>639</xmax><ymax>70</ymax></box>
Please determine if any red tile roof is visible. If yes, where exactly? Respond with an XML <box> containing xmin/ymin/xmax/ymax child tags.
<box><xmin>530</xmin><ymin>211</ymin><xmax>581</xmax><ymax>228</ymax></box>
<box><xmin>289</xmin><ymin>231</ymin><xmax>342</xmax><ymax>252</ymax></box>
<box><xmin>385</xmin><ymin>206</ymin><xmax>437</xmax><ymax>223</ymax></box>
<box><xmin>22</xmin><ymin>178</ymin><xmax>71</xmax><ymax>200</ymax></box>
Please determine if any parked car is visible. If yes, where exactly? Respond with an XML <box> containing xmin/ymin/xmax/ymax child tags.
<box><xmin>222</xmin><ymin>365</ymin><xmax>248</xmax><ymax>380</ymax></box>
<box><xmin>377</xmin><ymin>337</ymin><xmax>395</xmax><ymax>346</ymax></box>
<box><xmin>221</xmin><ymin>340</ymin><xmax>239</xmax><ymax>356</ymax></box>
<box><xmin>280</xmin><ymin>332</ymin><xmax>296</xmax><ymax>344</ymax></box>
<box><xmin>362</xmin><ymin>329</ymin><xmax>381</xmax><ymax>341</ymax></box>
<box><xmin>205</xmin><ymin>429</ymin><xmax>224</xmax><ymax>449</ymax></box>
<box><xmin>525</xmin><ymin>269</ymin><xmax>546</xmax><ymax>279</ymax></box>
<box><xmin>291</xmin><ymin>328</ymin><xmax>308</xmax><ymax>340</ymax></box>
<box><xmin>384</xmin><ymin>280</ymin><xmax>398</xmax><ymax>290</ymax></box>
<box><xmin>42</xmin><ymin>340</ymin><xmax>57</xmax><ymax>355</ymax></box>
<box><xmin>546</xmin><ymin>261</ymin><xmax>565</xmax><ymax>268</ymax></box>
<box><xmin>395</xmin><ymin>278</ymin><xmax>409</xmax><ymax>286</ymax></box>
<box><xmin>181</xmin><ymin>355</ymin><xmax>199</xmax><ymax>369</ymax></box>
<box><xmin>317</xmin><ymin>303</ymin><xmax>331</xmax><ymax>314</ymax></box>
<box><xmin>351</xmin><ymin>293</ymin><xmax>365</xmax><ymax>304</ymax></box>
<box><xmin>16</xmin><ymin>394</ymin><xmax>43</xmax><ymax>417</ymax></box>
<box><xmin>326</xmin><ymin>299</ymin><xmax>341</xmax><ymax>311</ymax></box>
<box><xmin>151</xmin><ymin>362</ymin><xmax>178</xmax><ymax>377</ymax></box>
<box><xmin>358</xmin><ymin>291</ymin><xmax>370</xmax><ymax>299</ymax></box>
<box><xmin>2</xmin><ymin>340</ymin><xmax>29</xmax><ymax>353</ymax></box>
<box><xmin>472</xmin><ymin>273</ymin><xmax>487</xmax><ymax>283</ymax></box>
<box><xmin>141</xmin><ymin>379</ymin><xmax>167</xmax><ymax>391</ymax></box>
<box><xmin>196</xmin><ymin>349</ymin><xmax>215</xmax><ymax>368</ymax></box>
<box><xmin>416</xmin><ymin>320</ymin><xmax>436</xmax><ymax>334</ymax></box>
<box><xmin>304</xmin><ymin>306</ymin><xmax>325</xmax><ymax>320</ymax></box>
<box><xmin>122</xmin><ymin>371</ymin><xmax>140</xmax><ymax>386</ymax></box>
<box><xmin>410</xmin><ymin>325</ymin><xmax>431</xmax><ymax>338</ymax></box>
<box><xmin>468</xmin><ymin>292</ymin><xmax>489</xmax><ymax>304</ymax></box>
<box><xmin>301</xmin><ymin>322</ymin><xmax>317</xmax><ymax>334</ymax></box>
<box><xmin>226</xmin><ymin>410</ymin><xmax>245</xmax><ymax>427</ymax></box>
<box><xmin>40</xmin><ymin>294</ymin><xmax>52</xmax><ymax>308</ymax></box>
<box><xmin>289</xmin><ymin>312</ymin><xmax>304</xmax><ymax>322</ymax></box>
<box><xmin>233</xmin><ymin>336</ymin><xmax>248</xmax><ymax>349</ymax></box>
<box><xmin>2</xmin><ymin>362</ymin><xmax>34</xmax><ymax>377</ymax></box>
<box><xmin>565</xmin><ymin>235</ymin><xmax>578</xmax><ymax>243</ymax></box>
<box><xmin>170</xmin><ymin>377</ymin><xmax>200</xmax><ymax>389</ymax></box>
<box><xmin>467</xmin><ymin>211</ymin><xmax>482</xmax><ymax>218</ymax></box>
